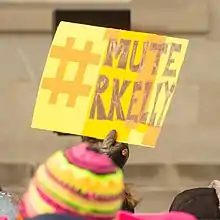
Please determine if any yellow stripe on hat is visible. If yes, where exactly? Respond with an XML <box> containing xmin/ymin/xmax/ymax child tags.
<box><xmin>35</xmin><ymin>165</ymin><xmax>123</xmax><ymax>212</ymax></box>
<box><xmin>46</xmin><ymin>151</ymin><xmax>124</xmax><ymax>196</ymax></box>
<box><xmin>26</xmin><ymin>182</ymin><xmax>55</xmax><ymax>214</ymax></box>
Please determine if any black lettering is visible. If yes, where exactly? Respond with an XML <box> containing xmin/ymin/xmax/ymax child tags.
<box><xmin>139</xmin><ymin>82</ymin><xmax>152</xmax><ymax>123</ymax></box>
<box><xmin>130</xmin><ymin>41</ymin><xmax>148</xmax><ymax>73</ymax></box>
<box><xmin>107</xmin><ymin>79</ymin><xmax>130</xmax><ymax>120</ymax></box>
<box><xmin>89</xmin><ymin>75</ymin><xmax>109</xmax><ymax>120</ymax></box>
<box><xmin>103</xmin><ymin>38</ymin><xmax>131</xmax><ymax>69</ymax></box>
<box><xmin>126</xmin><ymin>81</ymin><xmax>143</xmax><ymax>122</ymax></box>
<box><xmin>148</xmin><ymin>82</ymin><xmax>163</xmax><ymax>125</ymax></box>
<box><xmin>156</xmin><ymin>82</ymin><xmax>175</xmax><ymax>126</ymax></box>
<box><xmin>163</xmin><ymin>43</ymin><xmax>182</xmax><ymax>77</ymax></box>
<box><xmin>150</xmin><ymin>43</ymin><xmax>168</xmax><ymax>75</ymax></box>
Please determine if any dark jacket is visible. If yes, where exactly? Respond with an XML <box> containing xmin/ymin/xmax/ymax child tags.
<box><xmin>169</xmin><ymin>186</ymin><xmax>220</xmax><ymax>220</ymax></box>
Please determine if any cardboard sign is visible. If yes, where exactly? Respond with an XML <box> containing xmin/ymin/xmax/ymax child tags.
<box><xmin>32</xmin><ymin>22</ymin><xmax>189</xmax><ymax>147</ymax></box>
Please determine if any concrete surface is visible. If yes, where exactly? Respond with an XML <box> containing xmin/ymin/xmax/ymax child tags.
<box><xmin>2</xmin><ymin>163</ymin><xmax>219</xmax><ymax>212</ymax></box>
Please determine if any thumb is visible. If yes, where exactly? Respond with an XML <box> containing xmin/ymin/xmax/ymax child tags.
<box><xmin>101</xmin><ymin>130</ymin><xmax>117</xmax><ymax>153</ymax></box>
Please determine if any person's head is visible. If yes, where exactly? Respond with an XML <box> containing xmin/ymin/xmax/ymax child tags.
<box><xmin>169</xmin><ymin>180</ymin><xmax>220</xmax><ymax>220</ymax></box>
<box><xmin>19</xmin><ymin>142</ymin><xmax>124</xmax><ymax>220</ymax></box>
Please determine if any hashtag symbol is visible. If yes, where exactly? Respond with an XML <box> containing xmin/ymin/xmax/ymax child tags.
<box><xmin>41</xmin><ymin>37</ymin><xmax>101</xmax><ymax>107</ymax></box>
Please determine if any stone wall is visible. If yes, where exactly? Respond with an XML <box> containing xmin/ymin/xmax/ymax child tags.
<box><xmin>1</xmin><ymin>0</ymin><xmax>220</xmax><ymax>212</ymax></box>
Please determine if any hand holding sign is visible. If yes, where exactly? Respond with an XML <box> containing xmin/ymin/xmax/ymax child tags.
<box><xmin>86</xmin><ymin>130</ymin><xmax>129</xmax><ymax>169</ymax></box>
<box><xmin>100</xmin><ymin>130</ymin><xmax>129</xmax><ymax>169</ymax></box>
<box><xmin>32</xmin><ymin>22</ymin><xmax>188</xmax><ymax>147</ymax></box>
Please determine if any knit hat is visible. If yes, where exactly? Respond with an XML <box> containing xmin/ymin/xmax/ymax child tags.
<box><xmin>169</xmin><ymin>180</ymin><xmax>220</xmax><ymax>220</ymax></box>
<box><xmin>117</xmin><ymin>211</ymin><xmax>197</xmax><ymax>220</ymax></box>
<box><xmin>19</xmin><ymin>142</ymin><xmax>124</xmax><ymax>220</ymax></box>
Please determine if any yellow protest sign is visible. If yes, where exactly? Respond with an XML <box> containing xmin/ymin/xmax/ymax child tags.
<box><xmin>32</xmin><ymin>22</ymin><xmax>189</xmax><ymax>147</ymax></box>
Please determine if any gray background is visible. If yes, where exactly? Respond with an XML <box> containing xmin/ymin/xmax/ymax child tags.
<box><xmin>0</xmin><ymin>0</ymin><xmax>219</xmax><ymax>212</ymax></box>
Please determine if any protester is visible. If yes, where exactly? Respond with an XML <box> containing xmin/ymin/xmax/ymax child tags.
<box><xmin>18</xmin><ymin>142</ymin><xmax>124</xmax><ymax>220</ymax></box>
<box><xmin>54</xmin><ymin>130</ymin><xmax>139</xmax><ymax>213</ymax></box>
<box><xmin>90</xmin><ymin>130</ymin><xmax>139</xmax><ymax>213</ymax></box>
<box><xmin>82</xmin><ymin>130</ymin><xmax>139</xmax><ymax>213</ymax></box>
<box><xmin>169</xmin><ymin>180</ymin><xmax>220</xmax><ymax>220</ymax></box>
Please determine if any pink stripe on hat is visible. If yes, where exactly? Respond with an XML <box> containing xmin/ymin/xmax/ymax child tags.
<box><xmin>65</xmin><ymin>143</ymin><xmax>117</xmax><ymax>174</ymax></box>
<box><xmin>117</xmin><ymin>211</ymin><xmax>198</xmax><ymax>220</ymax></box>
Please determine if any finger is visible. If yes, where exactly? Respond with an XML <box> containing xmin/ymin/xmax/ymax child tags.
<box><xmin>102</xmin><ymin>130</ymin><xmax>117</xmax><ymax>150</ymax></box>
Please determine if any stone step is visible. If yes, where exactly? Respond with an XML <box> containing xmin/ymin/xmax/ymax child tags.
<box><xmin>135</xmin><ymin>188</ymin><xmax>182</xmax><ymax>213</ymax></box>
<box><xmin>0</xmin><ymin>163</ymin><xmax>35</xmax><ymax>188</ymax></box>
<box><xmin>0</xmin><ymin>163</ymin><xmax>219</xmax><ymax>189</ymax></box>
<box><xmin>0</xmin><ymin>162</ymin><xmax>213</xmax><ymax>213</ymax></box>
<box><xmin>3</xmin><ymin>184</ymin><xmax>182</xmax><ymax>213</ymax></box>
<box><xmin>4</xmin><ymin>185</ymin><xmax>181</xmax><ymax>213</ymax></box>
<box><xmin>125</xmin><ymin>163</ymin><xmax>220</xmax><ymax>188</ymax></box>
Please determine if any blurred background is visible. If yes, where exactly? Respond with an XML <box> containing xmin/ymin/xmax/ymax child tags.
<box><xmin>0</xmin><ymin>0</ymin><xmax>220</xmax><ymax>213</ymax></box>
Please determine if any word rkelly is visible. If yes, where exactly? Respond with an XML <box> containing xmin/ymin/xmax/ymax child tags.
<box><xmin>89</xmin><ymin>75</ymin><xmax>175</xmax><ymax>127</ymax></box>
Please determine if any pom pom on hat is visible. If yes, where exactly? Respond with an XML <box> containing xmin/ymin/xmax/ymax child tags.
<box><xmin>19</xmin><ymin>143</ymin><xmax>124</xmax><ymax>220</ymax></box>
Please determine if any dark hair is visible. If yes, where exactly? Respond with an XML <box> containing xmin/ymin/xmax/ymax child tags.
<box><xmin>122</xmin><ymin>183</ymin><xmax>140</xmax><ymax>213</ymax></box>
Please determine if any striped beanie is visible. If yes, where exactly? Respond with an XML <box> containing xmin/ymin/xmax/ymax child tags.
<box><xmin>19</xmin><ymin>143</ymin><xmax>124</xmax><ymax>220</ymax></box>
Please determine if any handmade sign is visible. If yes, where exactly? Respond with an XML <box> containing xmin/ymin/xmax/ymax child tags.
<box><xmin>32</xmin><ymin>21</ymin><xmax>189</xmax><ymax>147</ymax></box>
